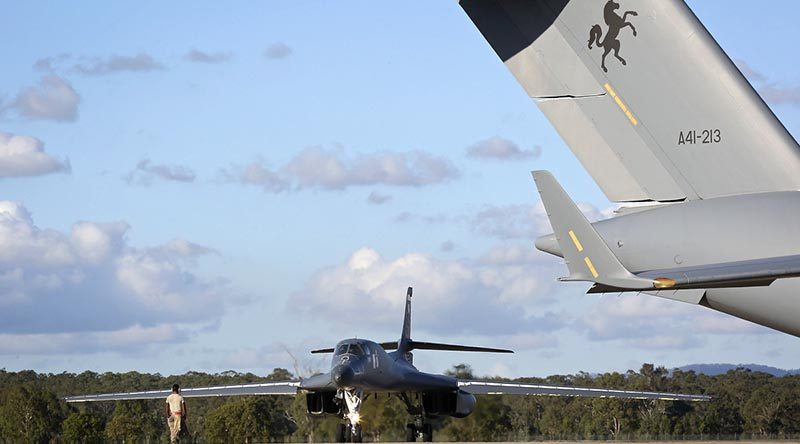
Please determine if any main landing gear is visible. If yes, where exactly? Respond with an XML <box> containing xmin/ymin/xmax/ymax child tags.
<box><xmin>336</xmin><ymin>389</ymin><xmax>364</xmax><ymax>443</ymax></box>
<box><xmin>399</xmin><ymin>393</ymin><xmax>433</xmax><ymax>442</ymax></box>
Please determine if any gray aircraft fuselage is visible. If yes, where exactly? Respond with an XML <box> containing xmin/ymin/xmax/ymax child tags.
<box><xmin>535</xmin><ymin>191</ymin><xmax>800</xmax><ymax>337</ymax></box>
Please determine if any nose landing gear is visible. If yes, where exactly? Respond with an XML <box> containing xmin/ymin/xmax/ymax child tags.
<box><xmin>336</xmin><ymin>389</ymin><xmax>364</xmax><ymax>443</ymax></box>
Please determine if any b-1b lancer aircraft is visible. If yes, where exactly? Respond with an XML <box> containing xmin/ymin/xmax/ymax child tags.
<box><xmin>66</xmin><ymin>288</ymin><xmax>709</xmax><ymax>442</ymax></box>
<box><xmin>460</xmin><ymin>0</ymin><xmax>800</xmax><ymax>337</ymax></box>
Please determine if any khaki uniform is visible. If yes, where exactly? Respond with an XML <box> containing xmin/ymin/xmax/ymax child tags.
<box><xmin>166</xmin><ymin>393</ymin><xmax>185</xmax><ymax>443</ymax></box>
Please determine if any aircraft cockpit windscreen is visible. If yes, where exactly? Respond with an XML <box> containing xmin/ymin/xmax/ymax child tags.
<box><xmin>333</xmin><ymin>343</ymin><xmax>365</xmax><ymax>356</ymax></box>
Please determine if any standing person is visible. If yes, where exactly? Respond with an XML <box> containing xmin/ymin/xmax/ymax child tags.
<box><xmin>165</xmin><ymin>383</ymin><xmax>187</xmax><ymax>443</ymax></box>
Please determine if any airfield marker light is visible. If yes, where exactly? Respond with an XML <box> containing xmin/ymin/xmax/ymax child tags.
<box><xmin>653</xmin><ymin>278</ymin><xmax>677</xmax><ymax>289</ymax></box>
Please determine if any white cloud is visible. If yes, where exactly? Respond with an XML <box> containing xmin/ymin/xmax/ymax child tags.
<box><xmin>7</xmin><ymin>75</ymin><xmax>80</xmax><ymax>122</ymax></box>
<box><xmin>0</xmin><ymin>201</ymin><xmax>243</xmax><ymax>354</ymax></box>
<box><xmin>184</xmin><ymin>49</ymin><xmax>233</xmax><ymax>64</ymax></box>
<box><xmin>73</xmin><ymin>53</ymin><xmax>166</xmax><ymax>75</ymax></box>
<box><xmin>289</xmin><ymin>246</ymin><xmax>564</xmax><ymax>340</ymax></box>
<box><xmin>224</xmin><ymin>147</ymin><xmax>459</xmax><ymax>192</ymax></box>
<box><xmin>0</xmin><ymin>324</ymin><xmax>187</xmax><ymax>355</ymax></box>
<box><xmin>577</xmin><ymin>294</ymin><xmax>773</xmax><ymax>350</ymax></box>
<box><xmin>125</xmin><ymin>158</ymin><xmax>196</xmax><ymax>186</ymax></box>
<box><xmin>0</xmin><ymin>132</ymin><xmax>70</xmax><ymax>178</ymax></box>
<box><xmin>466</xmin><ymin>137</ymin><xmax>541</xmax><ymax>161</ymax></box>
<box><xmin>265</xmin><ymin>42</ymin><xmax>292</xmax><ymax>60</ymax></box>
<box><xmin>467</xmin><ymin>201</ymin><xmax>613</xmax><ymax>239</ymax></box>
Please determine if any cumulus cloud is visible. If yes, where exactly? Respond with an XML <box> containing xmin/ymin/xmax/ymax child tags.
<box><xmin>184</xmin><ymin>49</ymin><xmax>233</xmax><ymax>64</ymax></box>
<box><xmin>224</xmin><ymin>147</ymin><xmax>459</xmax><ymax>192</ymax></box>
<box><xmin>0</xmin><ymin>132</ymin><xmax>70</xmax><ymax>178</ymax></box>
<box><xmin>265</xmin><ymin>42</ymin><xmax>292</xmax><ymax>60</ymax></box>
<box><xmin>0</xmin><ymin>325</ymin><xmax>187</xmax><ymax>355</ymax></box>
<box><xmin>576</xmin><ymin>294</ymin><xmax>771</xmax><ymax>350</ymax></box>
<box><xmin>73</xmin><ymin>53</ymin><xmax>166</xmax><ymax>75</ymax></box>
<box><xmin>125</xmin><ymin>158</ymin><xmax>196</xmax><ymax>186</ymax></box>
<box><xmin>4</xmin><ymin>75</ymin><xmax>80</xmax><ymax>122</ymax></box>
<box><xmin>289</xmin><ymin>246</ymin><xmax>563</xmax><ymax>343</ymax></box>
<box><xmin>467</xmin><ymin>201</ymin><xmax>612</xmax><ymax>240</ymax></box>
<box><xmin>466</xmin><ymin>137</ymin><xmax>541</xmax><ymax>161</ymax></box>
<box><xmin>0</xmin><ymin>202</ymin><xmax>242</xmax><ymax>354</ymax></box>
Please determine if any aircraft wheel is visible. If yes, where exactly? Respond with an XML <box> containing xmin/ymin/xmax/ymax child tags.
<box><xmin>405</xmin><ymin>423</ymin><xmax>416</xmax><ymax>442</ymax></box>
<box><xmin>422</xmin><ymin>423</ymin><xmax>433</xmax><ymax>442</ymax></box>
<box><xmin>336</xmin><ymin>424</ymin><xmax>346</xmax><ymax>443</ymax></box>
<box><xmin>352</xmin><ymin>424</ymin><xmax>363</xmax><ymax>443</ymax></box>
<box><xmin>344</xmin><ymin>424</ymin><xmax>352</xmax><ymax>443</ymax></box>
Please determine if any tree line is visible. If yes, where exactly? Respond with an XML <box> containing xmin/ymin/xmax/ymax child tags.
<box><xmin>1</xmin><ymin>363</ymin><xmax>799</xmax><ymax>443</ymax></box>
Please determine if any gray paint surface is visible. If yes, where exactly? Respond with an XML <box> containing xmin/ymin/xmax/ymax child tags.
<box><xmin>461</xmin><ymin>0</ymin><xmax>800</xmax><ymax>203</ymax></box>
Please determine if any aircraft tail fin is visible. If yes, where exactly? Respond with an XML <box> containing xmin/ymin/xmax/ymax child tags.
<box><xmin>397</xmin><ymin>287</ymin><xmax>413</xmax><ymax>353</ymax></box>
<box><xmin>532</xmin><ymin>170</ymin><xmax>656</xmax><ymax>290</ymax></box>
<box><xmin>460</xmin><ymin>0</ymin><xmax>800</xmax><ymax>203</ymax></box>
<box><xmin>390</xmin><ymin>287</ymin><xmax>514</xmax><ymax>357</ymax></box>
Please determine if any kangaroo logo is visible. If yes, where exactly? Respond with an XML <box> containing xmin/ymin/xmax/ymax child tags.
<box><xmin>588</xmin><ymin>0</ymin><xmax>638</xmax><ymax>73</ymax></box>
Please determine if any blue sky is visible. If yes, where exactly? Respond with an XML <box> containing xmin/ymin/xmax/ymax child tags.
<box><xmin>1</xmin><ymin>1</ymin><xmax>800</xmax><ymax>378</ymax></box>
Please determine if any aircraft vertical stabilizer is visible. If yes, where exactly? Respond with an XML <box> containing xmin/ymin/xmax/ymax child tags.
<box><xmin>461</xmin><ymin>0</ymin><xmax>800</xmax><ymax>203</ymax></box>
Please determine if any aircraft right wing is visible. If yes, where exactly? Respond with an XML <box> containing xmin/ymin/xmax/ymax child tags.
<box><xmin>458</xmin><ymin>381</ymin><xmax>710</xmax><ymax>402</ymax></box>
<box><xmin>460</xmin><ymin>0</ymin><xmax>800</xmax><ymax>203</ymax></box>
<box><xmin>64</xmin><ymin>381</ymin><xmax>300</xmax><ymax>403</ymax></box>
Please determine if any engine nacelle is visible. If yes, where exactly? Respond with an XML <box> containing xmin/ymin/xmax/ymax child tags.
<box><xmin>421</xmin><ymin>390</ymin><xmax>476</xmax><ymax>418</ymax></box>
<box><xmin>306</xmin><ymin>392</ymin><xmax>341</xmax><ymax>416</ymax></box>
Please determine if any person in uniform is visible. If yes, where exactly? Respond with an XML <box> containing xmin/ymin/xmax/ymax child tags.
<box><xmin>165</xmin><ymin>383</ymin><xmax>187</xmax><ymax>443</ymax></box>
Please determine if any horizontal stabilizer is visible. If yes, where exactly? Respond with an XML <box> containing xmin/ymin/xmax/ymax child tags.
<box><xmin>380</xmin><ymin>340</ymin><xmax>512</xmax><ymax>354</ymax></box>
<box><xmin>588</xmin><ymin>254</ymin><xmax>800</xmax><ymax>294</ymax></box>
<box><xmin>310</xmin><ymin>347</ymin><xmax>335</xmax><ymax>354</ymax></box>
<box><xmin>458</xmin><ymin>381</ymin><xmax>710</xmax><ymax>401</ymax></box>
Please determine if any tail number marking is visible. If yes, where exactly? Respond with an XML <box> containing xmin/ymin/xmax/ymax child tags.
<box><xmin>678</xmin><ymin>129</ymin><xmax>721</xmax><ymax>146</ymax></box>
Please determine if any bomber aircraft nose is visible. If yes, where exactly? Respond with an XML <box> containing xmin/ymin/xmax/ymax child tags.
<box><xmin>332</xmin><ymin>364</ymin><xmax>355</xmax><ymax>387</ymax></box>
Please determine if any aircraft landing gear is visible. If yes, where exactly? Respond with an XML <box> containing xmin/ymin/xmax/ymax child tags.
<box><xmin>336</xmin><ymin>389</ymin><xmax>364</xmax><ymax>443</ymax></box>
<box><xmin>399</xmin><ymin>393</ymin><xmax>434</xmax><ymax>442</ymax></box>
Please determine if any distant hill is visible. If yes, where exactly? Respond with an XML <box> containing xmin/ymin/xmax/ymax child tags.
<box><xmin>676</xmin><ymin>363</ymin><xmax>800</xmax><ymax>376</ymax></box>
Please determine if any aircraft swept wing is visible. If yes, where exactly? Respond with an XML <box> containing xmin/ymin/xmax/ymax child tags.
<box><xmin>458</xmin><ymin>381</ymin><xmax>711</xmax><ymax>402</ymax></box>
<box><xmin>64</xmin><ymin>381</ymin><xmax>300</xmax><ymax>403</ymax></box>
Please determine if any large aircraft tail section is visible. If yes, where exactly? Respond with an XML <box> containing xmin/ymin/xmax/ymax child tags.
<box><xmin>461</xmin><ymin>0</ymin><xmax>800</xmax><ymax>203</ymax></box>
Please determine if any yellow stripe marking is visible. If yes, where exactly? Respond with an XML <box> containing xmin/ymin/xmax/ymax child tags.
<box><xmin>604</xmin><ymin>83</ymin><xmax>638</xmax><ymax>126</ymax></box>
<box><xmin>568</xmin><ymin>230</ymin><xmax>584</xmax><ymax>252</ymax></box>
<box><xmin>584</xmin><ymin>257</ymin><xmax>599</xmax><ymax>278</ymax></box>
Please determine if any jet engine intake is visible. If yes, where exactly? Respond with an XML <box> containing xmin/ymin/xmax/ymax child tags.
<box><xmin>421</xmin><ymin>390</ymin><xmax>476</xmax><ymax>418</ymax></box>
<box><xmin>306</xmin><ymin>392</ymin><xmax>341</xmax><ymax>415</ymax></box>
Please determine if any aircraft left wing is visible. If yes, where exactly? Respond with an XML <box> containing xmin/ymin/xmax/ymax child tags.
<box><xmin>458</xmin><ymin>381</ymin><xmax>710</xmax><ymax>402</ymax></box>
<box><xmin>64</xmin><ymin>381</ymin><xmax>300</xmax><ymax>403</ymax></box>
